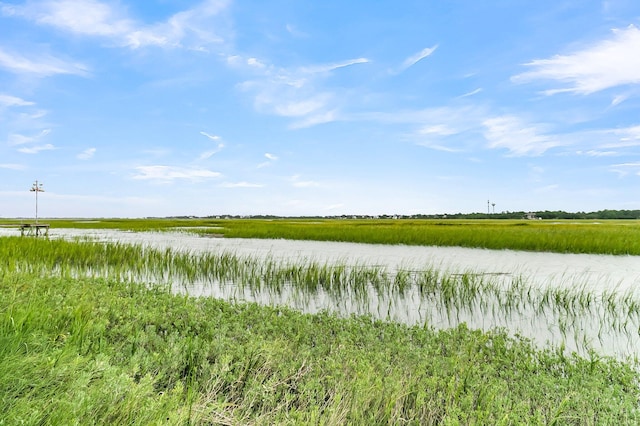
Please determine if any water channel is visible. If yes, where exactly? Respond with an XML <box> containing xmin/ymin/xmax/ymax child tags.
<box><xmin>3</xmin><ymin>227</ymin><xmax>640</xmax><ymax>360</ymax></box>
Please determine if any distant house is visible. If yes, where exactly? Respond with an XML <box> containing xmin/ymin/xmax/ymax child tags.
<box><xmin>525</xmin><ymin>212</ymin><xmax>540</xmax><ymax>220</ymax></box>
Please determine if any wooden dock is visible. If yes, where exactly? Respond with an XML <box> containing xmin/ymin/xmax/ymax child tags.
<box><xmin>0</xmin><ymin>223</ymin><xmax>50</xmax><ymax>237</ymax></box>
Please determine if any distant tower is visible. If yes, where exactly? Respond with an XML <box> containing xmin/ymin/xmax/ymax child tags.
<box><xmin>492</xmin><ymin>203</ymin><xmax>496</xmax><ymax>214</ymax></box>
<box><xmin>487</xmin><ymin>200</ymin><xmax>490</xmax><ymax>214</ymax></box>
<box><xmin>30</xmin><ymin>180</ymin><xmax>44</xmax><ymax>224</ymax></box>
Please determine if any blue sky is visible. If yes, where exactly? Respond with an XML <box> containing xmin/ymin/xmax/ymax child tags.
<box><xmin>1</xmin><ymin>0</ymin><xmax>640</xmax><ymax>217</ymax></box>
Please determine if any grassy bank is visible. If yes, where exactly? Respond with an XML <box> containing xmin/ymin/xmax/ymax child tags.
<box><xmin>7</xmin><ymin>217</ymin><xmax>640</xmax><ymax>255</ymax></box>
<box><xmin>2</xmin><ymin>272</ymin><xmax>639</xmax><ymax>424</ymax></box>
<box><xmin>212</xmin><ymin>219</ymin><xmax>640</xmax><ymax>255</ymax></box>
<box><xmin>2</xmin><ymin>235</ymin><xmax>640</xmax><ymax>423</ymax></box>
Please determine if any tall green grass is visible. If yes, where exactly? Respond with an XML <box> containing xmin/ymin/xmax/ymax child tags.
<box><xmin>2</xmin><ymin>272</ymin><xmax>639</xmax><ymax>424</ymax></box>
<box><xmin>213</xmin><ymin>219</ymin><xmax>640</xmax><ymax>255</ymax></box>
<box><xmin>12</xmin><ymin>217</ymin><xmax>640</xmax><ymax>254</ymax></box>
<box><xmin>2</xmin><ymin>235</ymin><xmax>640</xmax><ymax>358</ymax></box>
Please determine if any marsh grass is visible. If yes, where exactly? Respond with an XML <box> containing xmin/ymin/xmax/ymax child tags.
<box><xmin>2</xmin><ymin>235</ymin><xmax>640</xmax><ymax>358</ymax></box>
<box><xmin>5</xmin><ymin>217</ymin><xmax>640</xmax><ymax>254</ymax></box>
<box><xmin>2</xmin><ymin>272</ymin><xmax>640</xmax><ymax>424</ymax></box>
<box><xmin>198</xmin><ymin>218</ymin><xmax>640</xmax><ymax>255</ymax></box>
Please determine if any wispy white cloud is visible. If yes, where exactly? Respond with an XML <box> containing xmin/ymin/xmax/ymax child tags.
<box><xmin>238</xmin><ymin>56</ymin><xmax>369</xmax><ymax>127</ymax></box>
<box><xmin>410</xmin><ymin>119</ymin><xmax>471</xmax><ymax>153</ymax></box>
<box><xmin>0</xmin><ymin>47</ymin><xmax>88</xmax><ymax>77</ymax></box>
<box><xmin>482</xmin><ymin>116</ymin><xmax>564</xmax><ymax>156</ymax></box>
<box><xmin>299</xmin><ymin>58</ymin><xmax>369</xmax><ymax>74</ymax></box>
<box><xmin>77</xmin><ymin>147</ymin><xmax>96</xmax><ymax>160</ymax></box>
<box><xmin>513</xmin><ymin>25</ymin><xmax>640</xmax><ymax>95</ymax></box>
<box><xmin>141</xmin><ymin>148</ymin><xmax>172</xmax><ymax>158</ymax></box>
<box><xmin>198</xmin><ymin>131</ymin><xmax>224</xmax><ymax>160</ymax></box>
<box><xmin>0</xmin><ymin>94</ymin><xmax>35</xmax><ymax>107</ymax></box>
<box><xmin>358</xmin><ymin>105</ymin><xmax>486</xmax><ymax>128</ymax></box>
<box><xmin>198</xmin><ymin>144</ymin><xmax>224</xmax><ymax>160</ymax></box>
<box><xmin>126</xmin><ymin>0</ymin><xmax>229</xmax><ymax>49</ymax></box>
<box><xmin>395</xmin><ymin>45</ymin><xmax>438</xmax><ymax>73</ymax></box>
<box><xmin>257</xmin><ymin>152</ymin><xmax>278</xmax><ymax>168</ymax></box>
<box><xmin>132</xmin><ymin>165</ymin><xmax>221</xmax><ymax>182</ymax></box>
<box><xmin>289</xmin><ymin>110</ymin><xmax>338</xmax><ymax>129</ymax></box>
<box><xmin>247</xmin><ymin>57</ymin><xmax>265</xmax><ymax>68</ymax></box>
<box><xmin>8</xmin><ymin>129</ymin><xmax>51</xmax><ymax>146</ymax></box>
<box><xmin>219</xmin><ymin>181</ymin><xmax>264</xmax><ymax>188</ymax></box>
<box><xmin>285</xmin><ymin>23</ymin><xmax>308</xmax><ymax>38</ymax></box>
<box><xmin>8</xmin><ymin>0</ymin><xmax>132</xmax><ymax>36</ymax></box>
<box><xmin>15</xmin><ymin>110</ymin><xmax>48</xmax><ymax>121</ymax></box>
<box><xmin>290</xmin><ymin>174</ymin><xmax>320</xmax><ymax>188</ymax></box>
<box><xmin>2</xmin><ymin>0</ymin><xmax>230</xmax><ymax>50</ymax></box>
<box><xmin>610</xmin><ymin>94</ymin><xmax>628</xmax><ymax>106</ymax></box>
<box><xmin>374</xmin><ymin>105</ymin><xmax>485</xmax><ymax>152</ymax></box>
<box><xmin>609</xmin><ymin>161</ymin><xmax>640</xmax><ymax>177</ymax></box>
<box><xmin>601</xmin><ymin>125</ymin><xmax>640</xmax><ymax>148</ymax></box>
<box><xmin>414</xmin><ymin>141</ymin><xmax>462</xmax><ymax>153</ymax></box>
<box><xmin>265</xmin><ymin>94</ymin><xmax>331</xmax><ymax>117</ymax></box>
<box><xmin>200</xmin><ymin>131</ymin><xmax>220</xmax><ymax>141</ymax></box>
<box><xmin>458</xmin><ymin>88</ymin><xmax>483</xmax><ymax>98</ymax></box>
<box><xmin>575</xmin><ymin>149</ymin><xmax>618</xmax><ymax>157</ymax></box>
<box><xmin>18</xmin><ymin>143</ymin><xmax>55</xmax><ymax>154</ymax></box>
<box><xmin>363</xmin><ymin>105</ymin><xmax>639</xmax><ymax>157</ymax></box>
<box><xmin>8</xmin><ymin>134</ymin><xmax>35</xmax><ymax>146</ymax></box>
<box><xmin>417</xmin><ymin>124</ymin><xmax>459</xmax><ymax>136</ymax></box>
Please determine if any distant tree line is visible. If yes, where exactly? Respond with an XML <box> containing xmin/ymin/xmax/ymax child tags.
<box><xmin>190</xmin><ymin>210</ymin><xmax>640</xmax><ymax>220</ymax></box>
<box><xmin>412</xmin><ymin>210</ymin><xmax>640</xmax><ymax>220</ymax></box>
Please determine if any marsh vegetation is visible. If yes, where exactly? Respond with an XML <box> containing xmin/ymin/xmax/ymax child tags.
<box><xmin>2</xmin><ymin>219</ymin><xmax>640</xmax><ymax>423</ymax></box>
<box><xmin>9</xmin><ymin>217</ymin><xmax>640</xmax><ymax>255</ymax></box>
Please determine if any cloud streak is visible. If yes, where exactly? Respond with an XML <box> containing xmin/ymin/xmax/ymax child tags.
<box><xmin>0</xmin><ymin>94</ymin><xmax>35</xmax><ymax>107</ymax></box>
<box><xmin>609</xmin><ymin>162</ymin><xmax>640</xmax><ymax>177</ymax></box>
<box><xmin>8</xmin><ymin>129</ymin><xmax>51</xmax><ymax>146</ymax></box>
<box><xmin>200</xmin><ymin>131</ymin><xmax>220</xmax><ymax>141</ymax></box>
<box><xmin>0</xmin><ymin>47</ymin><xmax>89</xmax><ymax>77</ymax></box>
<box><xmin>257</xmin><ymin>152</ymin><xmax>278</xmax><ymax>168</ymax></box>
<box><xmin>482</xmin><ymin>116</ymin><xmax>563</xmax><ymax>156</ymax></box>
<box><xmin>18</xmin><ymin>143</ymin><xmax>55</xmax><ymax>154</ymax></box>
<box><xmin>198</xmin><ymin>144</ymin><xmax>224</xmax><ymax>160</ymax></box>
<box><xmin>458</xmin><ymin>88</ymin><xmax>483</xmax><ymax>98</ymax></box>
<box><xmin>238</xmin><ymin>56</ymin><xmax>369</xmax><ymax>127</ymax></box>
<box><xmin>132</xmin><ymin>165</ymin><xmax>221</xmax><ymax>182</ymax></box>
<box><xmin>2</xmin><ymin>0</ymin><xmax>230</xmax><ymax>50</ymax></box>
<box><xmin>198</xmin><ymin>131</ymin><xmax>224</xmax><ymax>159</ymax></box>
<box><xmin>219</xmin><ymin>181</ymin><xmax>264</xmax><ymax>188</ymax></box>
<box><xmin>300</xmin><ymin>57</ymin><xmax>369</xmax><ymax>74</ymax></box>
<box><xmin>290</xmin><ymin>174</ymin><xmax>320</xmax><ymax>188</ymax></box>
<box><xmin>77</xmin><ymin>147</ymin><xmax>96</xmax><ymax>160</ymax></box>
<box><xmin>513</xmin><ymin>25</ymin><xmax>640</xmax><ymax>95</ymax></box>
<box><xmin>395</xmin><ymin>45</ymin><xmax>438</xmax><ymax>73</ymax></box>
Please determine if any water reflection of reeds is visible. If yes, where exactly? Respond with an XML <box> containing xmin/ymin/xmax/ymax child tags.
<box><xmin>2</xmin><ymin>234</ymin><xmax>639</xmax><ymax>361</ymax></box>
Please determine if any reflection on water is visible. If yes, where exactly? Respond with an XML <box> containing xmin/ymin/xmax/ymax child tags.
<box><xmin>2</xmin><ymin>227</ymin><xmax>640</xmax><ymax>360</ymax></box>
<box><xmin>178</xmin><ymin>274</ymin><xmax>640</xmax><ymax>361</ymax></box>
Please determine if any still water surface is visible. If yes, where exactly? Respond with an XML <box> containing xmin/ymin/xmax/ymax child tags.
<box><xmin>3</xmin><ymin>227</ymin><xmax>640</xmax><ymax>359</ymax></box>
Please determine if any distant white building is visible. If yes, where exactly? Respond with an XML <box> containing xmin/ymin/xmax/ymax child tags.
<box><xmin>525</xmin><ymin>212</ymin><xmax>540</xmax><ymax>220</ymax></box>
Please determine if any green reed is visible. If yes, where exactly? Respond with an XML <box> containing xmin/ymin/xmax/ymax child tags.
<box><xmin>207</xmin><ymin>218</ymin><xmax>640</xmax><ymax>255</ymax></box>
<box><xmin>4</xmin><ymin>233</ymin><xmax>640</xmax><ymax>422</ymax></box>
<box><xmin>3</xmin><ymin>273</ymin><xmax>639</xmax><ymax>424</ymax></box>
<box><xmin>3</xmin><ymin>234</ymin><xmax>640</xmax><ymax>359</ymax></box>
<box><xmin>6</xmin><ymin>217</ymin><xmax>640</xmax><ymax>254</ymax></box>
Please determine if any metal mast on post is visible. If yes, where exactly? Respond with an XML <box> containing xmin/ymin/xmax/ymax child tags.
<box><xmin>30</xmin><ymin>180</ymin><xmax>44</xmax><ymax>224</ymax></box>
